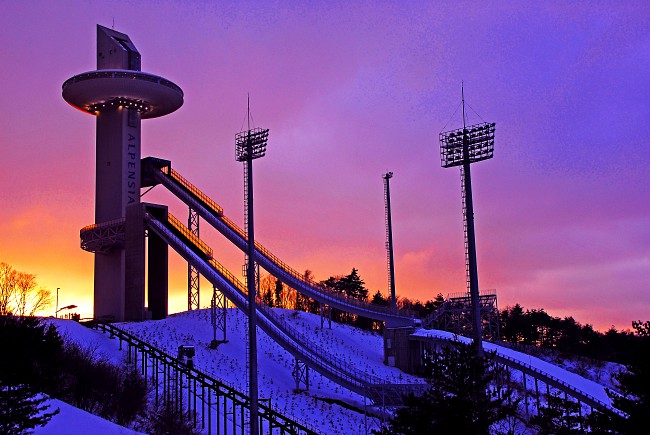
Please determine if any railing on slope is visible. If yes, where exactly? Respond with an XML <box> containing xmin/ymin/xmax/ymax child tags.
<box><xmin>421</xmin><ymin>291</ymin><xmax>498</xmax><ymax>330</ymax></box>
<box><xmin>412</xmin><ymin>334</ymin><xmax>627</xmax><ymax>418</ymax></box>
<box><xmin>147</xmin><ymin>214</ymin><xmax>365</xmax><ymax>392</ymax></box>
<box><xmin>421</xmin><ymin>300</ymin><xmax>452</xmax><ymax>328</ymax></box>
<box><xmin>492</xmin><ymin>352</ymin><xmax>627</xmax><ymax>418</ymax></box>
<box><xmin>167</xmin><ymin>213</ymin><xmax>213</xmax><ymax>259</ymax></box>
<box><xmin>88</xmin><ymin>321</ymin><xmax>316</xmax><ymax>434</ymax></box>
<box><xmin>162</xmin><ymin>166</ymin><xmax>224</xmax><ymax>216</ymax></box>
<box><xmin>150</xmin><ymin>162</ymin><xmax>417</xmax><ymax>322</ymax></box>
<box><xmin>147</xmin><ymin>213</ymin><xmax>425</xmax><ymax>405</ymax></box>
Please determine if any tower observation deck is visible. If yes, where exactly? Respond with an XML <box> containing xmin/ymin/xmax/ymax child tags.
<box><xmin>63</xmin><ymin>25</ymin><xmax>183</xmax><ymax>321</ymax></box>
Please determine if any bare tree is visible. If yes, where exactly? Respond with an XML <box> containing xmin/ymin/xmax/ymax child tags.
<box><xmin>0</xmin><ymin>265</ymin><xmax>52</xmax><ymax>316</ymax></box>
<box><xmin>259</xmin><ymin>274</ymin><xmax>276</xmax><ymax>306</ymax></box>
<box><xmin>0</xmin><ymin>262</ymin><xmax>17</xmax><ymax>315</ymax></box>
<box><xmin>15</xmin><ymin>272</ymin><xmax>38</xmax><ymax>316</ymax></box>
<box><xmin>28</xmin><ymin>288</ymin><xmax>53</xmax><ymax>316</ymax></box>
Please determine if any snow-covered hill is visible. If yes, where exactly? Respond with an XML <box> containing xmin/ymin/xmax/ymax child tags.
<box><xmin>34</xmin><ymin>398</ymin><xmax>145</xmax><ymax>435</ymax></box>
<box><xmin>41</xmin><ymin>309</ymin><xmax>622</xmax><ymax>434</ymax></box>
<box><xmin>118</xmin><ymin>308</ymin><xmax>424</xmax><ymax>433</ymax></box>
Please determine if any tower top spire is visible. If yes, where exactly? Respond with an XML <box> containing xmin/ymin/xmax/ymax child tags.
<box><xmin>461</xmin><ymin>81</ymin><xmax>466</xmax><ymax>130</ymax></box>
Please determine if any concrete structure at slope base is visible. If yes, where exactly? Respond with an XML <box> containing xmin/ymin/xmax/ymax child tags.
<box><xmin>63</xmin><ymin>25</ymin><xmax>183</xmax><ymax>321</ymax></box>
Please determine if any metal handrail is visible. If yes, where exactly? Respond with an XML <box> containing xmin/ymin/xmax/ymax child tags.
<box><xmin>80</xmin><ymin>217</ymin><xmax>126</xmax><ymax>233</ymax></box>
<box><xmin>164</xmin><ymin>167</ymin><xmax>224</xmax><ymax>216</ymax></box>
<box><xmin>202</xmin><ymin>236</ymin><xmax>385</xmax><ymax>388</ymax></box>
<box><xmin>146</xmin><ymin>215</ymin><xmax>365</xmax><ymax>392</ymax></box>
<box><xmin>91</xmin><ymin>321</ymin><xmax>316</xmax><ymax>433</ymax></box>
<box><xmin>146</xmin><ymin>213</ymin><xmax>426</xmax><ymax>402</ymax></box>
<box><xmin>168</xmin><ymin>213</ymin><xmax>212</xmax><ymax>259</ymax></box>
<box><xmin>422</xmin><ymin>300</ymin><xmax>453</xmax><ymax>327</ymax></box>
<box><xmin>62</xmin><ymin>70</ymin><xmax>183</xmax><ymax>95</ymax></box>
<box><xmin>220</xmin><ymin>214</ymin><xmax>408</xmax><ymax>317</ymax></box>
<box><xmin>494</xmin><ymin>352</ymin><xmax>627</xmax><ymax>418</ymax></box>
<box><xmin>153</xmin><ymin>164</ymin><xmax>417</xmax><ymax>320</ymax></box>
<box><xmin>415</xmin><ymin>334</ymin><xmax>628</xmax><ymax>418</ymax></box>
<box><xmin>422</xmin><ymin>291</ymin><xmax>497</xmax><ymax>328</ymax></box>
<box><xmin>446</xmin><ymin>289</ymin><xmax>497</xmax><ymax>300</ymax></box>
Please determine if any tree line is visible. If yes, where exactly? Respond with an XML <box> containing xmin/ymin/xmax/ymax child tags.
<box><xmin>500</xmin><ymin>304</ymin><xmax>645</xmax><ymax>365</ymax></box>
<box><xmin>257</xmin><ymin>265</ymin><xmax>644</xmax><ymax>366</ymax></box>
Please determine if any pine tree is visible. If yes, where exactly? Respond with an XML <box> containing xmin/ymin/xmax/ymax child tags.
<box><xmin>588</xmin><ymin>320</ymin><xmax>650</xmax><ymax>433</ymax></box>
<box><xmin>371</xmin><ymin>290</ymin><xmax>387</xmax><ymax>306</ymax></box>
<box><xmin>529</xmin><ymin>391</ymin><xmax>584</xmax><ymax>434</ymax></box>
<box><xmin>0</xmin><ymin>316</ymin><xmax>62</xmax><ymax>434</ymax></box>
<box><xmin>375</xmin><ymin>342</ymin><xmax>517</xmax><ymax>434</ymax></box>
<box><xmin>262</xmin><ymin>287</ymin><xmax>274</xmax><ymax>307</ymax></box>
<box><xmin>0</xmin><ymin>384</ymin><xmax>59</xmax><ymax>435</ymax></box>
<box><xmin>340</xmin><ymin>268</ymin><xmax>368</xmax><ymax>300</ymax></box>
<box><xmin>0</xmin><ymin>316</ymin><xmax>64</xmax><ymax>394</ymax></box>
<box><xmin>273</xmin><ymin>279</ymin><xmax>284</xmax><ymax>308</ymax></box>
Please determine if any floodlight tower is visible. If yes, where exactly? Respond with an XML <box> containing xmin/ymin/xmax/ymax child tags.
<box><xmin>383</xmin><ymin>172</ymin><xmax>397</xmax><ymax>310</ymax></box>
<box><xmin>62</xmin><ymin>25</ymin><xmax>183</xmax><ymax>321</ymax></box>
<box><xmin>439</xmin><ymin>88</ymin><xmax>495</xmax><ymax>356</ymax></box>
<box><xmin>235</xmin><ymin>97</ymin><xmax>269</xmax><ymax>435</ymax></box>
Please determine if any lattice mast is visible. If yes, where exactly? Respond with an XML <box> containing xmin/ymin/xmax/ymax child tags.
<box><xmin>235</xmin><ymin>95</ymin><xmax>269</xmax><ymax>435</ymax></box>
<box><xmin>383</xmin><ymin>172</ymin><xmax>397</xmax><ymax>310</ymax></box>
<box><xmin>210</xmin><ymin>284</ymin><xmax>227</xmax><ymax>347</ymax></box>
<box><xmin>187</xmin><ymin>207</ymin><xmax>200</xmax><ymax>310</ymax></box>
<box><xmin>439</xmin><ymin>85</ymin><xmax>495</xmax><ymax>356</ymax></box>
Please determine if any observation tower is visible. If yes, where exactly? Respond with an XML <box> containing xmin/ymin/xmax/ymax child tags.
<box><xmin>62</xmin><ymin>25</ymin><xmax>183</xmax><ymax>321</ymax></box>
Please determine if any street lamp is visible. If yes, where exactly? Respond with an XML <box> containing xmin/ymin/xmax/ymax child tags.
<box><xmin>56</xmin><ymin>304</ymin><xmax>77</xmax><ymax>318</ymax></box>
<box><xmin>235</xmin><ymin>96</ymin><xmax>269</xmax><ymax>435</ymax></box>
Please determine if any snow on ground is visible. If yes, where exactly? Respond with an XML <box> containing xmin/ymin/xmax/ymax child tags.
<box><xmin>411</xmin><ymin>328</ymin><xmax>616</xmax><ymax>406</ymax></box>
<box><xmin>117</xmin><ymin>308</ymin><xmax>424</xmax><ymax>434</ymax></box>
<box><xmin>34</xmin><ymin>398</ymin><xmax>145</xmax><ymax>435</ymax></box>
<box><xmin>559</xmin><ymin>357</ymin><xmax>622</xmax><ymax>391</ymax></box>
<box><xmin>43</xmin><ymin>312</ymin><xmax>621</xmax><ymax>434</ymax></box>
<box><xmin>47</xmin><ymin>317</ymin><xmax>125</xmax><ymax>364</ymax></box>
<box><xmin>495</xmin><ymin>341</ymin><xmax>624</xmax><ymax>391</ymax></box>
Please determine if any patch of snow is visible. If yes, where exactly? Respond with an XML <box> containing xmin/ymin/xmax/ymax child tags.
<box><xmin>34</xmin><ymin>398</ymin><xmax>145</xmax><ymax>435</ymax></box>
<box><xmin>47</xmin><ymin>318</ymin><xmax>124</xmax><ymax>364</ymax></box>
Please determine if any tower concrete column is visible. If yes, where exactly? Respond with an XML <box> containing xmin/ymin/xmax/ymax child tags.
<box><xmin>64</xmin><ymin>25</ymin><xmax>182</xmax><ymax>321</ymax></box>
<box><xmin>146</xmin><ymin>204</ymin><xmax>169</xmax><ymax>320</ymax></box>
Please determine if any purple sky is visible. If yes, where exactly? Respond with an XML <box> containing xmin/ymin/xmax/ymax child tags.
<box><xmin>1</xmin><ymin>1</ymin><xmax>648</xmax><ymax>329</ymax></box>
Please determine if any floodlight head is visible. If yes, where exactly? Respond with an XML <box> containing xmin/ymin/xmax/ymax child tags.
<box><xmin>235</xmin><ymin>127</ymin><xmax>269</xmax><ymax>161</ymax></box>
<box><xmin>383</xmin><ymin>172</ymin><xmax>393</xmax><ymax>179</ymax></box>
<box><xmin>439</xmin><ymin>122</ymin><xmax>495</xmax><ymax>168</ymax></box>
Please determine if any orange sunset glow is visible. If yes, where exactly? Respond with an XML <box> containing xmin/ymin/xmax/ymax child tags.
<box><xmin>1</xmin><ymin>1</ymin><xmax>649</xmax><ymax>331</ymax></box>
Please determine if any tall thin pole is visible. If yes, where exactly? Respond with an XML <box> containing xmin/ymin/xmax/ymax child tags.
<box><xmin>461</xmin><ymin>85</ymin><xmax>483</xmax><ymax>356</ymax></box>
<box><xmin>245</xmin><ymin>96</ymin><xmax>259</xmax><ymax>434</ymax></box>
<box><xmin>383</xmin><ymin>173</ymin><xmax>396</xmax><ymax>310</ymax></box>
<box><xmin>236</xmin><ymin>96</ymin><xmax>268</xmax><ymax>434</ymax></box>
